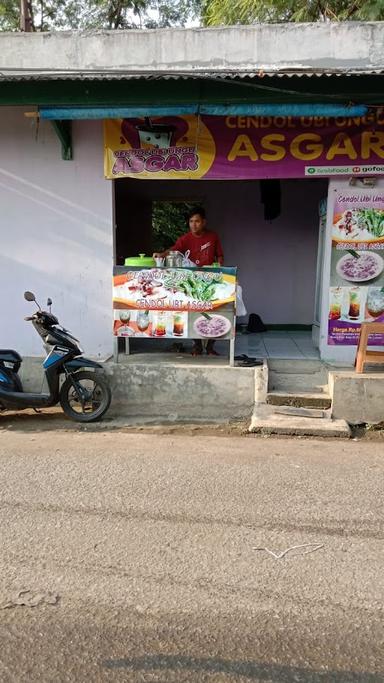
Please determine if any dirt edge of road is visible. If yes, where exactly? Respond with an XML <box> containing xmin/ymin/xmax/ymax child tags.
<box><xmin>0</xmin><ymin>408</ymin><xmax>383</xmax><ymax>441</ymax></box>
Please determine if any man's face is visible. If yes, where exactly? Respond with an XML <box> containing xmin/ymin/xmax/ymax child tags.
<box><xmin>189</xmin><ymin>214</ymin><xmax>206</xmax><ymax>236</ymax></box>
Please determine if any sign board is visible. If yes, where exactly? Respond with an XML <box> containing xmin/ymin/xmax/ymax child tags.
<box><xmin>328</xmin><ymin>184</ymin><xmax>384</xmax><ymax>345</ymax></box>
<box><xmin>113</xmin><ymin>266</ymin><xmax>237</xmax><ymax>341</ymax></box>
<box><xmin>104</xmin><ymin>111</ymin><xmax>384</xmax><ymax>180</ymax></box>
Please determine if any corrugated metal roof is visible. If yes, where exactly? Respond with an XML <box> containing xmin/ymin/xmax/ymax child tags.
<box><xmin>1</xmin><ymin>68</ymin><xmax>384</xmax><ymax>81</ymax></box>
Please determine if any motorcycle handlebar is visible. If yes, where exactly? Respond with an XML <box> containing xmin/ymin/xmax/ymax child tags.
<box><xmin>24</xmin><ymin>316</ymin><xmax>34</xmax><ymax>321</ymax></box>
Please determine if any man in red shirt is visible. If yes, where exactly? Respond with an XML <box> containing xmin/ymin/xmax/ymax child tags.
<box><xmin>154</xmin><ymin>207</ymin><xmax>224</xmax><ymax>267</ymax></box>
<box><xmin>153</xmin><ymin>207</ymin><xmax>224</xmax><ymax>355</ymax></box>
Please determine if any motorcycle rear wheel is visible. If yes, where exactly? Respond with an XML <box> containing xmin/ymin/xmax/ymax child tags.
<box><xmin>60</xmin><ymin>370</ymin><xmax>111</xmax><ymax>422</ymax></box>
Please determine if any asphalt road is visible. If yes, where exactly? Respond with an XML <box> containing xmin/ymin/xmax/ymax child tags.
<box><xmin>0</xmin><ymin>426</ymin><xmax>384</xmax><ymax>682</ymax></box>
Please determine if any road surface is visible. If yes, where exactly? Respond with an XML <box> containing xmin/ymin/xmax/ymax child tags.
<box><xmin>0</xmin><ymin>424</ymin><xmax>383</xmax><ymax>682</ymax></box>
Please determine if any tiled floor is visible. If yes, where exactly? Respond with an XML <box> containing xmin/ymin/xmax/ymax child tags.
<box><xmin>233</xmin><ymin>331</ymin><xmax>320</xmax><ymax>360</ymax></box>
<box><xmin>121</xmin><ymin>330</ymin><xmax>320</xmax><ymax>362</ymax></box>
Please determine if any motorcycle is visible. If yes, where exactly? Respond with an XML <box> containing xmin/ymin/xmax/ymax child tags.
<box><xmin>0</xmin><ymin>291</ymin><xmax>111</xmax><ymax>422</ymax></box>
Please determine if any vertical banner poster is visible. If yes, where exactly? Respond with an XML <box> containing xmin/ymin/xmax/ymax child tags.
<box><xmin>328</xmin><ymin>184</ymin><xmax>384</xmax><ymax>345</ymax></box>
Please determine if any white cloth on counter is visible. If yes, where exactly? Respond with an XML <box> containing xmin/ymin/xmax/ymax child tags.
<box><xmin>236</xmin><ymin>284</ymin><xmax>247</xmax><ymax>317</ymax></box>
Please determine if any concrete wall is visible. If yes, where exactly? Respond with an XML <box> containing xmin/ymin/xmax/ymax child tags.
<box><xmin>106</xmin><ymin>361</ymin><xmax>256</xmax><ymax>420</ymax></box>
<box><xmin>1</xmin><ymin>24</ymin><xmax>383</xmax><ymax>75</ymax></box>
<box><xmin>117</xmin><ymin>178</ymin><xmax>327</xmax><ymax>324</ymax></box>
<box><xmin>330</xmin><ymin>371</ymin><xmax>384</xmax><ymax>424</ymax></box>
<box><xmin>0</xmin><ymin>107</ymin><xmax>113</xmax><ymax>358</ymax></box>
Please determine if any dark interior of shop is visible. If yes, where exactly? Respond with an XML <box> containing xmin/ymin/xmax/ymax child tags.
<box><xmin>114</xmin><ymin>177</ymin><xmax>328</xmax><ymax>328</ymax></box>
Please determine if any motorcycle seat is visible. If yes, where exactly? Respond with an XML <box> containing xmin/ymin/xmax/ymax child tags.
<box><xmin>0</xmin><ymin>349</ymin><xmax>22</xmax><ymax>364</ymax></box>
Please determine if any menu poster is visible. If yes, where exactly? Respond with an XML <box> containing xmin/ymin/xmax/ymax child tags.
<box><xmin>112</xmin><ymin>266</ymin><xmax>237</xmax><ymax>341</ymax></box>
<box><xmin>328</xmin><ymin>184</ymin><xmax>384</xmax><ymax>345</ymax></box>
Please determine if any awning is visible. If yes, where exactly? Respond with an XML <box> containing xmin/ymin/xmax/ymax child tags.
<box><xmin>39</xmin><ymin>103</ymin><xmax>368</xmax><ymax>119</ymax></box>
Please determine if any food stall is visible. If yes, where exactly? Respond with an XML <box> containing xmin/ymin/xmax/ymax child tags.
<box><xmin>113</xmin><ymin>260</ymin><xmax>237</xmax><ymax>365</ymax></box>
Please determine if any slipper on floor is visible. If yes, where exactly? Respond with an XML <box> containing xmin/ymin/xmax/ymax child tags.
<box><xmin>236</xmin><ymin>359</ymin><xmax>263</xmax><ymax>367</ymax></box>
<box><xmin>234</xmin><ymin>354</ymin><xmax>256</xmax><ymax>361</ymax></box>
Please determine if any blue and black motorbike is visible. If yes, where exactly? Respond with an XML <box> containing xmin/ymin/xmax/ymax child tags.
<box><xmin>0</xmin><ymin>291</ymin><xmax>111</xmax><ymax>422</ymax></box>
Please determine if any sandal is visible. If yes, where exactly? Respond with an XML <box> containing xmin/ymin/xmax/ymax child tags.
<box><xmin>207</xmin><ymin>349</ymin><xmax>220</xmax><ymax>356</ymax></box>
<box><xmin>236</xmin><ymin>359</ymin><xmax>263</xmax><ymax>367</ymax></box>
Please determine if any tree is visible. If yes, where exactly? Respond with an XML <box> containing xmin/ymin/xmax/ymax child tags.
<box><xmin>152</xmin><ymin>201</ymin><xmax>196</xmax><ymax>252</ymax></box>
<box><xmin>0</xmin><ymin>0</ymin><xmax>202</xmax><ymax>31</ymax></box>
<box><xmin>204</xmin><ymin>0</ymin><xmax>384</xmax><ymax>26</ymax></box>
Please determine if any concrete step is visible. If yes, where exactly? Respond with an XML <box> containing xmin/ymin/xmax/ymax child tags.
<box><xmin>249</xmin><ymin>413</ymin><xmax>351</xmax><ymax>438</ymax></box>
<box><xmin>267</xmin><ymin>391</ymin><xmax>331</xmax><ymax>410</ymax></box>
<box><xmin>267</xmin><ymin>360</ymin><xmax>330</xmax><ymax>394</ymax></box>
<box><xmin>271</xmin><ymin>405</ymin><xmax>330</xmax><ymax>419</ymax></box>
<box><xmin>267</xmin><ymin>359</ymin><xmax>325</xmax><ymax>373</ymax></box>
<box><xmin>268</xmin><ymin>372</ymin><xmax>329</xmax><ymax>393</ymax></box>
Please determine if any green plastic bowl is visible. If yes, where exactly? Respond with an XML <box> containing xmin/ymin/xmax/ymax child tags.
<box><xmin>124</xmin><ymin>253</ymin><xmax>155</xmax><ymax>267</ymax></box>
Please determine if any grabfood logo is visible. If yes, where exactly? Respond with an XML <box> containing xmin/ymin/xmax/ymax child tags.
<box><xmin>305</xmin><ymin>165</ymin><xmax>384</xmax><ymax>176</ymax></box>
<box><xmin>112</xmin><ymin>116</ymin><xmax>215</xmax><ymax>179</ymax></box>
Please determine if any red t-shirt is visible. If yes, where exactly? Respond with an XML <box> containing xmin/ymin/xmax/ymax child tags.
<box><xmin>172</xmin><ymin>230</ymin><xmax>224</xmax><ymax>266</ymax></box>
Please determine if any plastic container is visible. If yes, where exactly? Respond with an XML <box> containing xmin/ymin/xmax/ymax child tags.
<box><xmin>124</xmin><ymin>253</ymin><xmax>155</xmax><ymax>267</ymax></box>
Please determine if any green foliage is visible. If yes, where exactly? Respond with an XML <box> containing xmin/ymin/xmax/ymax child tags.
<box><xmin>204</xmin><ymin>0</ymin><xmax>384</xmax><ymax>25</ymax></box>
<box><xmin>0</xmin><ymin>0</ymin><xmax>203</xmax><ymax>31</ymax></box>
<box><xmin>0</xmin><ymin>0</ymin><xmax>19</xmax><ymax>30</ymax></box>
<box><xmin>152</xmin><ymin>201</ymin><xmax>196</xmax><ymax>252</ymax></box>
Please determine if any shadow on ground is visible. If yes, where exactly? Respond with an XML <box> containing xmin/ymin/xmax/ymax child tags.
<box><xmin>102</xmin><ymin>654</ymin><xmax>382</xmax><ymax>682</ymax></box>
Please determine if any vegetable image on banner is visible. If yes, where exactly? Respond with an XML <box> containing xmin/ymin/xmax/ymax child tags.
<box><xmin>328</xmin><ymin>184</ymin><xmax>384</xmax><ymax>346</ymax></box>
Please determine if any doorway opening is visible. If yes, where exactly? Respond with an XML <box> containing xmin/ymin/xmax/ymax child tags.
<box><xmin>114</xmin><ymin>177</ymin><xmax>328</xmax><ymax>359</ymax></box>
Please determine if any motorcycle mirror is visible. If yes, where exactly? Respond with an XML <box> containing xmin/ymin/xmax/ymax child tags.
<box><xmin>47</xmin><ymin>298</ymin><xmax>52</xmax><ymax>307</ymax></box>
<box><xmin>24</xmin><ymin>291</ymin><xmax>36</xmax><ymax>302</ymax></box>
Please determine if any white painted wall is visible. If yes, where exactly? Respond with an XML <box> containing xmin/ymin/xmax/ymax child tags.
<box><xmin>0</xmin><ymin>107</ymin><xmax>113</xmax><ymax>358</ymax></box>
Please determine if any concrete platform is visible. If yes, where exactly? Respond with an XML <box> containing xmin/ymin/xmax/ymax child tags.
<box><xmin>105</xmin><ymin>359</ymin><xmax>257</xmax><ymax>421</ymax></box>
<box><xmin>329</xmin><ymin>370</ymin><xmax>384</xmax><ymax>425</ymax></box>
<box><xmin>249</xmin><ymin>413</ymin><xmax>351</xmax><ymax>438</ymax></box>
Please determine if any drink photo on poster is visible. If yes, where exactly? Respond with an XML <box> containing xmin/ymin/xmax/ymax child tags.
<box><xmin>366</xmin><ymin>287</ymin><xmax>384</xmax><ymax>320</ymax></box>
<box><xmin>328</xmin><ymin>287</ymin><xmax>365</xmax><ymax>324</ymax></box>
<box><xmin>113</xmin><ymin>309</ymin><xmax>153</xmax><ymax>337</ymax></box>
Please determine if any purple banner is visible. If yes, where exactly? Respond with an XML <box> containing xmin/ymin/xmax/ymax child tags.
<box><xmin>104</xmin><ymin>111</ymin><xmax>384</xmax><ymax>180</ymax></box>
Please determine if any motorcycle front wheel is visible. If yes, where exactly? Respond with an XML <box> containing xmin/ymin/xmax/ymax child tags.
<box><xmin>60</xmin><ymin>370</ymin><xmax>111</xmax><ymax>422</ymax></box>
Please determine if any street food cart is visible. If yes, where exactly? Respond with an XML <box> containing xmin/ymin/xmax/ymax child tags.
<box><xmin>113</xmin><ymin>265</ymin><xmax>237</xmax><ymax>365</ymax></box>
